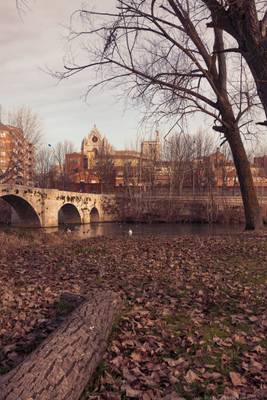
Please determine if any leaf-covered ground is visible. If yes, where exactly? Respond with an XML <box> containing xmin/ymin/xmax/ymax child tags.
<box><xmin>0</xmin><ymin>231</ymin><xmax>266</xmax><ymax>399</ymax></box>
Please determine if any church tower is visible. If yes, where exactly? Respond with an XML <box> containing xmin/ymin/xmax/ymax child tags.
<box><xmin>81</xmin><ymin>126</ymin><xmax>112</xmax><ymax>168</ymax></box>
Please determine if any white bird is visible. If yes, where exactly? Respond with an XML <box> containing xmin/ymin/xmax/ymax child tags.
<box><xmin>128</xmin><ymin>229</ymin><xmax>133</xmax><ymax>237</ymax></box>
<box><xmin>66</xmin><ymin>228</ymin><xmax>72</xmax><ymax>234</ymax></box>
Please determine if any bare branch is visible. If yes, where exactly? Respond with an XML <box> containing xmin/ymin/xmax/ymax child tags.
<box><xmin>261</xmin><ymin>10</ymin><xmax>267</xmax><ymax>36</ymax></box>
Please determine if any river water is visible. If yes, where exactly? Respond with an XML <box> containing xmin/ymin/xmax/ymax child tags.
<box><xmin>0</xmin><ymin>222</ymin><xmax>245</xmax><ymax>239</ymax></box>
<box><xmin>70</xmin><ymin>222</ymin><xmax>245</xmax><ymax>238</ymax></box>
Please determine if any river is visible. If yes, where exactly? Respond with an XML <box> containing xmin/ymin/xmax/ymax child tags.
<box><xmin>0</xmin><ymin>222</ymin><xmax>245</xmax><ymax>238</ymax></box>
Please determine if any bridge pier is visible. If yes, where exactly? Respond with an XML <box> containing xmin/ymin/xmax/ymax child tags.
<box><xmin>81</xmin><ymin>209</ymin><xmax>91</xmax><ymax>225</ymax></box>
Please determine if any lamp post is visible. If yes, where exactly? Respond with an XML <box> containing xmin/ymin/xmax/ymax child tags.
<box><xmin>189</xmin><ymin>140</ymin><xmax>196</xmax><ymax>198</ymax></box>
<box><xmin>47</xmin><ymin>144</ymin><xmax>57</xmax><ymax>188</ymax></box>
<box><xmin>48</xmin><ymin>144</ymin><xmax>65</xmax><ymax>190</ymax></box>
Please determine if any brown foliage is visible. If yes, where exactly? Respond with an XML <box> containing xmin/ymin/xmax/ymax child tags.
<box><xmin>0</xmin><ymin>232</ymin><xmax>266</xmax><ymax>398</ymax></box>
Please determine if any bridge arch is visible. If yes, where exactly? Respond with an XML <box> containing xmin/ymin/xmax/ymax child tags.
<box><xmin>90</xmin><ymin>207</ymin><xmax>100</xmax><ymax>223</ymax></box>
<box><xmin>58</xmin><ymin>203</ymin><xmax>82</xmax><ymax>225</ymax></box>
<box><xmin>0</xmin><ymin>194</ymin><xmax>41</xmax><ymax>227</ymax></box>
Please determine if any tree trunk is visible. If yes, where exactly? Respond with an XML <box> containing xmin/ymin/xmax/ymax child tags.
<box><xmin>242</xmin><ymin>47</ymin><xmax>267</xmax><ymax>121</ymax></box>
<box><xmin>226</xmin><ymin>127</ymin><xmax>262</xmax><ymax>230</ymax></box>
<box><xmin>204</xmin><ymin>2</ymin><xmax>267</xmax><ymax>120</ymax></box>
<box><xmin>0</xmin><ymin>291</ymin><xmax>121</xmax><ymax>400</ymax></box>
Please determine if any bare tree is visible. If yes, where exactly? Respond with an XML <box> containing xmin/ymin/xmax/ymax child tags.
<box><xmin>192</xmin><ymin>129</ymin><xmax>217</xmax><ymax>193</ymax></box>
<box><xmin>202</xmin><ymin>0</ymin><xmax>267</xmax><ymax>124</ymax></box>
<box><xmin>141</xmin><ymin>145</ymin><xmax>159</xmax><ymax>195</ymax></box>
<box><xmin>15</xmin><ymin>0</ymin><xmax>32</xmax><ymax>14</ymax></box>
<box><xmin>164</xmin><ymin>132</ymin><xmax>194</xmax><ymax>195</ymax></box>
<box><xmin>56</xmin><ymin>0</ymin><xmax>263</xmax><ymax>229</ymax></box>
<box><xmin>34</xmin><ymin>141</ymin><xmax>76</xmax><ymax>189</ymax></box>
<box><xmin>8</xmin><ymin>106</ymin><xmax>42</xmax><ymax>147</ymax></box>
<box><xmin>52</xmin><ymin>141</ymin><xmax>76</xmax><ymax>190</ymax></box>
<box><xmin>34</xmin><ymin>145</ymin><xmax>54</xmax><ymax>188</ymax></box>
<box><xmin>94</xmin><ymin>141</ymin><xmax>116</xmax><ymax>193</ymax></box>
<box><xmin>123</xmin><ymin>160</ymin><xmax>138</xmax><ymax>190</ymax></box>
<box><xmin>163</xmin><ymin>129</ymin><xmax>217</xmax><ymax>195</ymax></box>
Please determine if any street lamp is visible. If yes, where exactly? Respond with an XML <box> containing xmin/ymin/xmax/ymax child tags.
<box><xmin>48</xmin><ymin>144</ymin><xmax>63</xmax><ymax>189</ymax></box>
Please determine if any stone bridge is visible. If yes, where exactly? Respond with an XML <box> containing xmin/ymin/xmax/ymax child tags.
<box><xmin>2</xmin><ymin>184</ymin><xmax>267</xmax><ymax>227</ymax></box>
<box><xmin>0</xmin><ymin>185</ymin><xmax>119</xmax><ymax>227</ymax></box>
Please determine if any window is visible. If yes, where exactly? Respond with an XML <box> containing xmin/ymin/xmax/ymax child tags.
<box><xmin>83</xmin><ymin>157</ymin><xmax>88</xmax><ymax>169</ymax></box>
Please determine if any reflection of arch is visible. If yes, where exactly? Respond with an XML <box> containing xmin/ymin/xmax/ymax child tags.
<box><xmin>1</xmin><ymin>195</ymin><xmax>41</xmax><ymax>227</ymax></box>
<box><xmin>58</xmin><ymin>203</ymin><xmax>81</xmax><ymax>225</ymax></box>
<box><xmin>90</xmin><ymin>207</ymin><xmax>100</xmax><ymax>223</ymax></box>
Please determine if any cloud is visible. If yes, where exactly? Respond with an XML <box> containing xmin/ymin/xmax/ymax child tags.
<box><xmin>0</xmin><ymin>1</ymin><xmax>157</xmax><ymax>150</ymax></box>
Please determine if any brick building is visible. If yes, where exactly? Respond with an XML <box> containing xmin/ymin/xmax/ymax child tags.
<box><xmin>65</xmin><ymin>126</ymin><xmax>162</xmax><ymax>189</ymax></box>
<box><xmin>0</xmin><ymin>122</ymin><xmax>34</xmax><ymax>185</ymax></box>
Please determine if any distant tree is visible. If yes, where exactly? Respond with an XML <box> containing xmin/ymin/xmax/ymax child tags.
<box><xmin>53</xmin><ymin>141</ymin><xmax>76</xmax><ymax>190</ymax></box>
<box><xmin>94</xmin><ymin>141</ymin><xmax>116</xmax><ymax>192</ymax></box>
<box><xmin>34</xmin><ymin>145</ymin><xmax>54</xmax><ymax>188</ymax></box>
<box><xmin>34</xmin><ymin>141</ymin><xmax>76</xmax><ymax>189</ymax></box>
<box><xmin>123</xmin><ymin>161</ymin><xmax>137</xmax><ymax>188</ymax></box>
<box><xmin>164</xmin><ymin>132</ymin><xmax>195</xmax><ymax>195</ymax></box>
<box><xmin>141</xmin><ymin>154</ymin><xmax>158</xmax><ymax>195</ymax></box>
<box><xmin>163</xmin><ymin>130</ymin><xmax>217</xmax><ymax>195</ymax></box>
<box><xmin>8</xmin><ymin>106</ymin><xmax>42</xmax><ymax>146</ymax></box>
<box><xmin>192</xmin><ymin>130</ymin><xmax>217</xmax><ymax>193</ymax></box>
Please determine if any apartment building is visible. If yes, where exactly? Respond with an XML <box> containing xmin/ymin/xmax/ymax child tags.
<box><xmin>0</xmin><ymin>122</ymin><xmax>34</xmax><ymax>185</ymax></box>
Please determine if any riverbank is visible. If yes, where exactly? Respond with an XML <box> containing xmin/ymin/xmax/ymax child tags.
<box><xmin>0</xmin><ymin>232</ymin><xmax>266</xmax><ymax>399</ymax></box>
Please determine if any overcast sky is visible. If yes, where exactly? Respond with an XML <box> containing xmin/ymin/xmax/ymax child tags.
<box><xmin>1</xmin><ymin>1</ymin><xmax>156</xmax><ymax>150</ymax></box>
<box><xmin>1</xmin><ymin>1</ymin><xmax>265</xmax><ymax>158</ymax></box>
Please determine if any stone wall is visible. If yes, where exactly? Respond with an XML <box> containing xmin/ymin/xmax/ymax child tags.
<box><xmin>105</xmin><ymin>195</ymin><xmax>246</xmax><ymax>224</ymax></box>
<box><xmin>100</xmin><ymin>195</ymin><xmax>121</xmax><ymax>222</ymax></box>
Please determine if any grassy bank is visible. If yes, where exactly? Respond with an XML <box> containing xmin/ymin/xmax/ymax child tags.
<box><xmin>0</xmin><ymin>231</ymin><xmax>266</xmax><ymax>399</ymax></box>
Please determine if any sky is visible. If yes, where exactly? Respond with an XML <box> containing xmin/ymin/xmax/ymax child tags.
<box><xmin>2</xmin><ymin>1</ymin><xmax>262</xmax><ymax>155</ymax></box>
<box><xmin>0</xmin><ymin>0</ymin><xmax>154</xmax><ymax>151</ymax></box>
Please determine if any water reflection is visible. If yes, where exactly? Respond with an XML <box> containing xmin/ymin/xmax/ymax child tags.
<box><xmin>42</xmin><ymin>222</ymin><xmax>243</xmax><ymax>238</ymax></box>
<box><xmin>0</xmin><ymin>222</ymin><xmax>246</xmax><ymax>238</ymax></box>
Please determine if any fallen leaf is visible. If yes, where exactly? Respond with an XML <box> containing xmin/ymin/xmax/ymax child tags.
<box><xmin>130</xmin><ymin>351</ymin><xmax>142</xmax><ymax>362</ymax></box>
<box><xmin>229</xmin><ymin>371</ymin><xmax>243</xmax><ymax>386</ymax></box>
<box><xmin>184</xmin><ymin>369</ymin><xmax>200</xmax><ymax>384</ymax></box>
<box><xmin>124</xmin><ymin>385</ymin><xmax>142</xmax><ymax>398</ymax></box>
